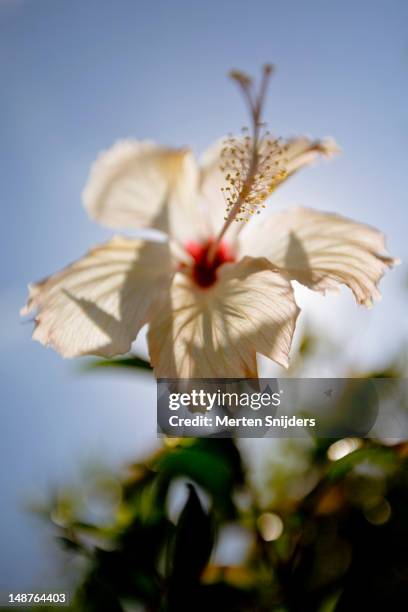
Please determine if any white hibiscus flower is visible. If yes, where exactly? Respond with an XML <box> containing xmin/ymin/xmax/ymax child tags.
<box><xmin>22</xmin><ymin>66</ymin><xmax>398</xmax><ymax>378</ymax></box>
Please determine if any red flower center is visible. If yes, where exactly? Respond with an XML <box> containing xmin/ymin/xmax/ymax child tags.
<box><xmin>184</xmin><ymin>240</ymin><xmax>235</xmax><ymax>288</ymax></box>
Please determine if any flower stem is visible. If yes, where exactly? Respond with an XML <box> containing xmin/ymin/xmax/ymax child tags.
<box><xmin>206</xmin><ymin>65</ymin><xmax>273</xmax><ymax>264</ymax></box>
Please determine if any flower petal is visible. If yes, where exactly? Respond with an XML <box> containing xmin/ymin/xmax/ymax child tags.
<box><xmin>83</xmin><ymin>140</ymin><xmax>204</xmax><ymax>243</ymax></box>
<box><xmin>282</xmin><ymin>137</ymin><xmax>339</xmax><ymax>178</ymax></box>
<box><xmin>199</xmin><ymin>139</ymin><xmax>228</xmax><ymax>236</ymax></box>
<box><xmin>22</xmin><ymin>237</ymin><xmax>174</xmax><ymax>357</ymax></box>
<box><xmin>148</xmin><ymin>256</ymin><xmax>300</xmax><ymax>377</ymax></box>
<box><xmin>239</xmin><ymin>207</ymin><xmax>398</xmax><ymax>306</ymax></box>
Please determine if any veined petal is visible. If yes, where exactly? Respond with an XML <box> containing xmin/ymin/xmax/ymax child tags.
<box><xmin>239</xmin><ymin>207</ymin><xmax>398</xmax><ymax>306</ymax></box>
<box><xmin>22</xmin><ymin>237</ymin><xmax>174</xmax><ymax>357</ymax></box>
<box><xmin>199</xmin><ymin>139</ymin><xmax>229</xmax><ymax>236</ymax></box>
<box><xmin>282</xmin><ymin>137</ymin><xmax>339</xmax><ymax>178</ymax></box>
<box><xmin>148</xmin><ymin>256</ymin><xmax>300</xmax><ymax>378</ymax></box>
<box><xmin>83</xmin><ymin>140</ymin><xmax>204</xmax><ymax>243</ymax></box>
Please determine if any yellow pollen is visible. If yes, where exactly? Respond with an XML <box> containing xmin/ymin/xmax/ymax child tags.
<box><xmin>220</xmin><ymin>132</ymin><xmax>287</xmax><ymax>223</ymax></box>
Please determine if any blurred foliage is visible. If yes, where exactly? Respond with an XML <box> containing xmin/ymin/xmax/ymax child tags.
<box><xmin>42</xmin><ymin>439</ymin><xmax>408</xmax><ymax>610</ymax></box>
<box><xmin>37</xmin><ymin>325</ymin><xmax>408</xmax><ymax>611</ymax></box>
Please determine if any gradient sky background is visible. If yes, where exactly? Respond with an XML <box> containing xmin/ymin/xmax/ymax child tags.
<box><xmin>0</xmin><ymin>0</ymin><xmax>407</xmax><ymax>590</ymax></box>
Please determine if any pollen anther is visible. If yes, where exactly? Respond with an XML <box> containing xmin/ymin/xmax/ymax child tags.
<box><xmin>220</xmin><ymin>133</ymin><xmax>287</xmax><ymax>223</ymax></box>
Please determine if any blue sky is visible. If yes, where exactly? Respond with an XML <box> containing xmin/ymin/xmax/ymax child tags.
<box><xmin>0</xmin><ymin>0</ymin><xmax>407</xmax><ymax>589</ymax></box>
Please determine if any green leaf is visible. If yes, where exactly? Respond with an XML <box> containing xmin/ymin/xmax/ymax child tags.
<box><xmin>83</xmin><ymin>356</ymin><xmax>153</xmax><ymax>372</ymax></box>
<box><xmin>167</xmin><ymin>484</ymin><xmax>213</xmax><ymax>608</ymax></box>
<box><xmin>154</xmin><ymin>440</ymin><xmax>242</xmax><ymax>519</ymax></box>
<box><xmin>326</xmin><ymin>446</ymin><xmax>399</xmax><ymax>482</ymax></box>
